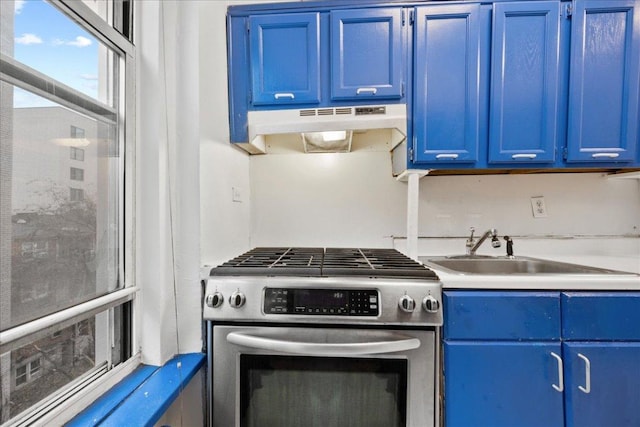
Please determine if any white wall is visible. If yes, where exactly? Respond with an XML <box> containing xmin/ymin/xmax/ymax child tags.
<box><xmin>250</xmin><ymin>150</ymin><xmax>640</xmax><ymax>271</ymax></box>
<box><xmin>199</xmin><ymin>1</ymin><xmax>255</xmax><ymax>268</ymax></box>
<box><xmin>250</xmin><ymin>150</ymin><xmax>406</xmax><ymax>248</ymax></box>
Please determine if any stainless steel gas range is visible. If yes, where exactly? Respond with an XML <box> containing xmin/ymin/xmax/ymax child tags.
<box><xmin>202</xmin><ymin>247</ymin><xmax>443</xmax><ymax>427</ymax></box>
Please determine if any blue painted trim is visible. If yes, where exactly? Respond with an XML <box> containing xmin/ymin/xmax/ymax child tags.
<box><xmin>67</xmin><ymin>365</ymin><xmax>158</xmax><ymax>427</ymax></box>
<box><xmin>66</xmin><ymin>353</ymin><xmax>205</xmax><ymax>427</ymax></box>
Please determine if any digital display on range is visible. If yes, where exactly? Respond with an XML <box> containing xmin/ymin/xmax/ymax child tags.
<box><xmin>295</xmin><ymin>290</ymin><xmax>348</xmax><ymax>308</ymax></box>
<box><xmin>264</xmin><ymin>288</ymin><xmax>378</xmax><ymax>316</ymax></box>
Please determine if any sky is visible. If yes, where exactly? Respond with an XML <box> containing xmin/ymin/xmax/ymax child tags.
<box><xmin>13</xmin><ymin>0</ymin><xmax>102</xmax><ymax>108</ymax></box>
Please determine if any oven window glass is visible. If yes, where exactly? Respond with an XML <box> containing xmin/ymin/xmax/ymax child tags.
<box><xmin>240</xmin><ymin>355</ymin><xmax>407</xmax><ymax>427</ymax></box>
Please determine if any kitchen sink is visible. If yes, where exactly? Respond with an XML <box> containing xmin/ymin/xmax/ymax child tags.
<box><xmin>422</xmin><ymin>256</ymin><xmax>634</xmax><ymax>275</ymax></box>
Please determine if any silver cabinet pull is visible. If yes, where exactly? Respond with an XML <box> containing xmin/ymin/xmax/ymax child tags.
<box><xmin>551</xmin><ymin>352</ymin><xmax>564</xmax><ymax>392</ymax></box>
<box><xmin>356</xmin><ymin>87</ymin><xmax>377</xmax><ymax>95</ymax></box>
<box><xmin>274</xmin><ymin>93</ymin><xmax>295</xmax><ymax>99</ymax></box>
<box><xmin>578</xmin><ymin>353</ymin><xmax>591</xmax><ymax>394</ymax></box>
<box><xmin>512</xmin><ymin>153</ymin><xmax>538</xmax><ymax>159</ymax></box>
<box><xmin>435</xmin><ymin>153</ymin><xmax>459</xmax><ymax>160</ymax></box>
<box><xmin>591</xmin><ymin>153</ymin><xmax>619</xmax><ymax>158</ymax></box>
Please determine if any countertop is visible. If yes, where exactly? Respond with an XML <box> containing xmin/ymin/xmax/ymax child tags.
<box><xmin>419</xmin><ymin>256</ymin><xmax>640</xmax><ymax>291</ymax></box>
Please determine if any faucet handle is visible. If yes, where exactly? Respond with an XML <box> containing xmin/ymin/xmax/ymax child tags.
<box><xmin>467</xmin><ymin>227</ymin><xmax>476</xmax><ymax>241</ymax></box>
<box><xmin>465</xmin><ymin>227</ymin><xmax>476</xmax><ymax>254</ymax></box>
<box><xmin>504</xmin><ymin>236</ymin><xmax>514</xmax><ymax>257</ymax></box>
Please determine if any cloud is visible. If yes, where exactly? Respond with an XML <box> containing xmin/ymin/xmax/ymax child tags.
<box><xmin>67</xmin><ymin>36</ymin><xmax>93</xmax><ymax>48</ymax></box>
<box><xmin>52</xmin><ymin>36</ymin><xmax>93</xmax><ymax>48</ymax></box>
<box><xmin>80</xmin><ymin>74</ymin><xmax>98</xmax><ymax>81</ymax></box>
<box><xmin>15</xmin><ymin>33</ymin><xmax>43</xmax><ymax>45</ymax></box>
<box><xmin>15</xmin><ymin>0</ymin><xmax>26</xmax><ymax>14</ymax></box>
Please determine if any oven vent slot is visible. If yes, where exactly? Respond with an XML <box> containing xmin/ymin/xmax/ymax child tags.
<box><xmin>299</xmin><ymin>109</ymin><xmax>316</xmax><ymax>117</ymax></box>
<box><xmin>317</xmin><ymin>108</ymin><xmax>334</xmax><ymax>116</ymax></box>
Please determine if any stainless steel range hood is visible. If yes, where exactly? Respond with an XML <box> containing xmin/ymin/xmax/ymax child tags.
<box><xmin>239</xmin><ymin>104</ymin><xmax>407</xmax><ymax>154</ymax></box>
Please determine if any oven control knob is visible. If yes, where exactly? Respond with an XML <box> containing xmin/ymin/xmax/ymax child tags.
<box><xmin>422</xmin><ymin>296</ymin><xmax>440</xmax><ymax>313</ymax></box>
<box><xmin>398</xmin><ymin>295</ymin><xmax>416</xmax><ymax>313</ymax></box>
<box><xmin>205</xmin><ymin>292</ymin><xmax>224</xmax><ymax>308</ymax></box>
<box><xmin>229</xmin><ymin>291</ymin><xmax>246</xmax><ymax>308</ymax></box>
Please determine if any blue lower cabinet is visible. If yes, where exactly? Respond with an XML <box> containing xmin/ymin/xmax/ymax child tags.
<box><xmin>443</xmin><ymin>291</ymin><xmax>640</xmax><ymax>427</ymax></box>
<box><xmin>444</xmin><ymin>341</ymin><xmax>564</xmax><ymax>427</ymax></box>
<box><xmin>563</xmin><ymin>342</ymin><xmax>640</xmax><ymax>427</ymax></box>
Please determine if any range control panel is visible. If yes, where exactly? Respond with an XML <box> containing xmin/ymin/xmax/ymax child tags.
<box><xmin>264</xmin><ymin>288</ymin><xmax>379</xmax><ymax>316</ymax></box>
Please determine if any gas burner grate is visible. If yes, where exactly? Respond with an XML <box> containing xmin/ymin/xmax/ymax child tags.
<box><xmin>210</xmin><ymin>247</ymin><xmax>439</xmax><ymax>279</ymax></box>
<box><xmin>210</xmin><ymin>247</ymin><xmax>324</xmax><ymax>276</ymax></box>
<box><xmin>322</xmin><ymin>248</ymin><xmax>439</xmax><ymax>279</ymax></box>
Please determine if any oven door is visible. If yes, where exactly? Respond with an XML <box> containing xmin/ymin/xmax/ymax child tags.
<box><xmin>210</xmin><ymin>325</ymin><xmax>436</xmax><ymax>427</ymax></box>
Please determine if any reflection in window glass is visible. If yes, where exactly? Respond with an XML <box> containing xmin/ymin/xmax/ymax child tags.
<box><xmin>5</xmin><ymin>307</ymin><xmax>126</xmax><ymax>420</ymax></box>
<box><xmin>1</xmin><ymin>86</ymin><xmax>120</xmax><ymax>331</ymax></box>
<box><xmin>10</xmin><ymin>0</ymin><xmax>117</xmax><ymax>107</ymax></box>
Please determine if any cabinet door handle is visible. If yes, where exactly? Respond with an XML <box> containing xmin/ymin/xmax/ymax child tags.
<box><xmin>591</xmin><ymin>152</ymin><xmax>619</xmax><ymax>159</ymax></box>
<box><xmin>435</xmin><ymin>153</ymin><xmax>459</xmax><ymax>160</ymax></box>
<box><xmin>356</xmin><ymin>87</ymin><xmax>377</xmax><ymax>95</ymax></box>
<box><xmin>551</xmin><ymin>352</ymin><xmax>564</xmax><ymax>392</ymax></box>
<box><xmin>512</xmin><ymin>153</ymin><xmax>537</xmax><ymax>159</ymax></box>
<box><xmin>274</xmin><ymin>93</ymin><xmax>295</xmax><ymax>100</ymax></box>
<box><xmin>578</xmin><ymin>353</ymin><xmax>591</xmax><ymax>394</ymax></box>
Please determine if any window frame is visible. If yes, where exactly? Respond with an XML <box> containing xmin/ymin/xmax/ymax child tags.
<box><xmin>0</xmin><ymin>0</ymin><xmax>137</xmax><ymax>424</ymax></box>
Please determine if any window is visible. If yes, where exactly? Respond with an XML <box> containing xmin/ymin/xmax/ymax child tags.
<box><xmin>20</xmin><ymin>241</ymin><xmax>49</xmax><ymax>258</ymax></box>
<box><xmin>70</xmin><ymin>125</ymin><xmax>85</xmax><ymax>139</ymax></box>
<box><xmin>14</xmin><ymin>357</ymin><xmax>43</xmax><ymax>388</ymax></box>
<box><xmin>70</xmin><ymin>187</ymin><xmax>85</xmax><ymax>201</ymax></box>
<box><xmin>70</xmin><ymin>167</ymin><xmax>84</xmax><ymax>181</ymax></box>
<box><xmin>70</xmin><ymin>147</ymin><xmax>85</xmax><ymax>161</ymax></box>
<box><xmin>1</xmin><ymin>0</ymin><xmax>134</xmax><ymax>424</ymax></box>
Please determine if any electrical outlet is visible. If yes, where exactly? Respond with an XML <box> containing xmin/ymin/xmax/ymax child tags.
<box><xmin>530</xmin><ymin>196</ymin><xmax>548</xmax><ymax>218</ymax></box>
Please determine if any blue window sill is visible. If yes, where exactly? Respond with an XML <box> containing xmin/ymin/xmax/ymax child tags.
<box><xmin>68</xmin><ymin>353</ymin><xmax>205</xmax><ymax>427</ymax></box>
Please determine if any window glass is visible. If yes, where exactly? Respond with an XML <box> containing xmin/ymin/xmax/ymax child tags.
<box><xmin>10</xmin><ymin>0</ymin><xmax>118</xmax><ymax>107</ymax></box>
<box><xmin>4</xmin><ymin>307</ymin><xmax>126</xmax><ymax>420</ymax></box>
<box><xmin>1</xmin><ymin>86</ymin><xmax>120</xmax><ymax>330</ymax></box>
<box><xmin>1</xmin><ymin>0</ymin><xmax>132</xmax><ymax>423</ymax></box>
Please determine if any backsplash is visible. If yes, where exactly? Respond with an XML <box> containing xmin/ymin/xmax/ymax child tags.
<box><xmin>249</xmin><ymin>151</ymin><xmax>639</xmax><ymax>272</ymax></box>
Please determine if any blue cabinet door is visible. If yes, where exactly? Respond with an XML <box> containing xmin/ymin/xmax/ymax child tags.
<box><xmin>444</xmin><ymin>341</ymin><xmax>564</xmax><ymax>427</ymax></box>
<box><xmin>489</xmin><ymin>1</ymin><xmax>560</xmax><ymax>164</ymax></box>
<box><xmin>562</xmin><ymin>292</ymin><xmax>640</xmax><ymax>341</ymax></box>
<box><xmin>413</xmin><ymin>5</ymin><xmax>481</xmax><ymax>164</ymax></box>
<box><xmin>249</xmin><ymin>13</ymin><xmax>321</xmax><ymax>106</ymax></box>
<box><xmin>330</xmin><ymin>8</ymin><xmax>404</xmax><ymax>101</ymax></box>
<box><xmin>563</xmin><ymin>342</ymin><xmax>640</xmax><ymax>427</ymax></box>
<box><xmin>566</xmin><ymin>0</ymin><xmax>640</xmax><ymax>163</ymax></box>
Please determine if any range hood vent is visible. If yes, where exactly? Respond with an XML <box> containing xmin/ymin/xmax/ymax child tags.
<box><xmin>243</xmin><ymin>104</ymin><xmax>407</xmax><ymax>154</ymax></box>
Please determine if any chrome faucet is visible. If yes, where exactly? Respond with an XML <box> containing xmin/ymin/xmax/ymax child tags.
<box><xmin>467</xmin><ymin>228</ymin><xmax>501</xmax><ymax>256</ymax></box>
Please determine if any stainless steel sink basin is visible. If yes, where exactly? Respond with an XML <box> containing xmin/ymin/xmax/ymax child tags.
<box><xmin>422</xmin><ymin>256</ymin><xmax>633</xmax><ymax>275</ymax></box>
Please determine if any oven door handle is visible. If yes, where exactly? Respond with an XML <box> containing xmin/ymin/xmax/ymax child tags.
<box><xmin>226</xmin><ymin>331</ymin><xmax>421</xmax><ymax>356</ymax></box>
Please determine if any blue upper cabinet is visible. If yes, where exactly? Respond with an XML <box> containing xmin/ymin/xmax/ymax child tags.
<box><xmin>330</xmin><ymin>8</ymin><xmax>404</xmax><ymax>101</ymax></box>
<box><xmin>413</xmin><ymin>4</ymin><xmax>481</xmax><ymax>165</ymax></box>
<box><xmin>249</xmin><ymin>13</ymin><xmax>321</xmax><ymax>106</ymax></box>
<box><xmin>566</xmin><ymin>0</ymin><xmax>640</xmax><ymax>164</ymax></box>
<box><xmin>489</xmin><ymin>1</ymin><xmax>561</xmax><ymax>164</ymax></box>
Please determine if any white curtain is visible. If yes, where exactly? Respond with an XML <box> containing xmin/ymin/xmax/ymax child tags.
<box><xmin>136</xmin><ymin>0</ymin><xmax>201</xmax><ymax>366</ymax></box>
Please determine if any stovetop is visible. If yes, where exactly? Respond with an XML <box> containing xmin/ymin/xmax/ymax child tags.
<box><xmin>210</xmin><ymin>247</ymin><xmax>439</xmax><ymax>280</ymax></box>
